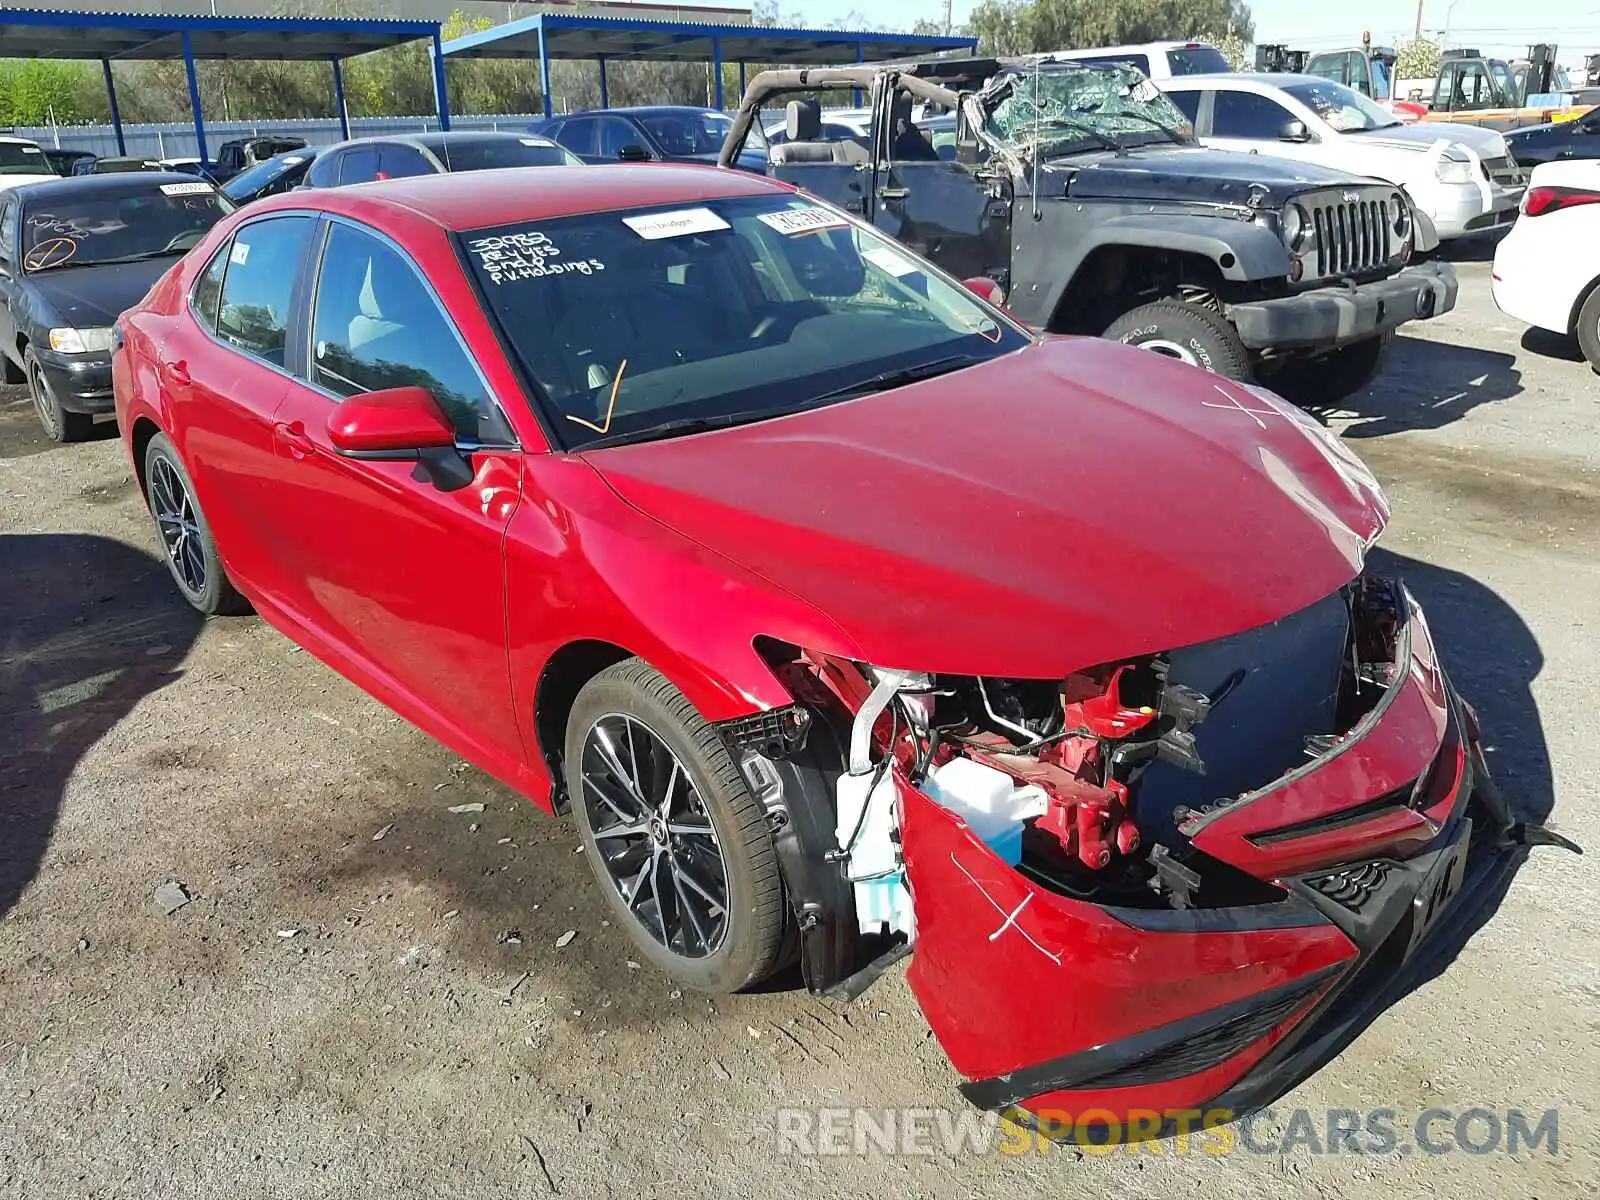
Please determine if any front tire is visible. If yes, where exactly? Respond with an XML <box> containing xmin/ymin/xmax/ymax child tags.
<box><xmin>1102</xmin><ymin>299</ymin><xmax>1253</xmax><ymax>380</ymax></box>
<box><xmin>1576</xmin><ymin>286</ymin><xmax>1600</xmax><ymax>376</ymax></box>
<box><xmin>143</xmin><ymin>432</ymin><xmax>252</xmax><ymax>616</ymax></box>
<box><xmin>25</xmin><ymin>347</ymin><xmax>93</xmax><ymax>443</ymax></box>
<box><xmin>564</xmin><ymin>659</ymin><xmax>787</xmax><ymax>993</ymax></box>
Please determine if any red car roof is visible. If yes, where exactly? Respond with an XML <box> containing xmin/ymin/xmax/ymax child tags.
<box><xmin>260</xmin><ymin>163</ymin><xmax>786</xmax><ymax>231</ymax></box>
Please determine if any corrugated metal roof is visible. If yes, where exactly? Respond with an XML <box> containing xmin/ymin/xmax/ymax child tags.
<box><xmin>441</xmin><ymin>11</ymin><xmax>976</xmax><ymax>64</ymax></box>
<box><xmin>0</xmin><ymin>8</ymin><xmax>440</xmax><ymax>61</ymax></box>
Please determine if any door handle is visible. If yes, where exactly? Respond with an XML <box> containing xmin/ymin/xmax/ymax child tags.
<box><xmin>877</xmin><ymin>186</ymin><xmax>910</xmax><ymax>200</ymax></box>
<box><xmin>275</xmin><ymin>421</ymin><xmax>317</xmax><ymax>460</ymax></box>
<box><xmin>166</xmin><ymin>360</ymin><xmax>191</xmax><ymax>386</ymax></box>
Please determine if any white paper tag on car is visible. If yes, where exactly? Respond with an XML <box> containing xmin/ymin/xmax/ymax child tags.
<box><xmin>160</xmin><ymin>181</ymin><xmax>214</xmax><ymax>196</ymax></box>
<box><xmin>622</xmin><ymin>208</ymin><xmax>730</xmax><ymax>240</ymax></box>
<box><xmin>756</xmin><ymin>207</ymin><xmax>849</xmax><ymax>236</ymax></box>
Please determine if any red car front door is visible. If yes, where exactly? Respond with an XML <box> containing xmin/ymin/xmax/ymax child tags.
<box><xmin>262</xmin><ymin>219</ymin><xmax>528</xmax><ymax>776</ymax></box>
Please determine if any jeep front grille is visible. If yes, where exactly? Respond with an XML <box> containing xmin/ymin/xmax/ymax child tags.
<box><xmin>1309</xmin><ymin>197</ymin><xmax>1392</xmax><ymax>278</ymax></box>
<box><xmin>1480</xmin><ymin>155</ymin><xmax>1525</xmax><ymax>188</ymax></box>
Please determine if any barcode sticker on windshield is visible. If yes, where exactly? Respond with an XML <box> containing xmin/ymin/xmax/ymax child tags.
<box><xmin>756</xmin><ymin>207</ymin><xmax>849</xmax><ymax>236</ymax></box>
<box><xmin>862</xmin><ymin>245</ymin><xmax>921</xmax><ymax>277</ymax></box>
<box><xmin>160</xmin><ymin>181</ymin><xmax>214</xmax><ymax>197</ymax></box>
<box><xmin>230</xmin><ymin>240</ymin><xmax>250</xmax><ymax>266</ymax></box>
<box><xmin>621</xmin><ymin>208</ymin><xmax>730</xmax><ymax>240</ymax></box>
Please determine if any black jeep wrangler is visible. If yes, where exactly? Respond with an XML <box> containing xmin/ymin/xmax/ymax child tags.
<box><xmin>718</xmin><ymin>57</ymin><xmax>1459</xmax><ymax>404</ymax></box>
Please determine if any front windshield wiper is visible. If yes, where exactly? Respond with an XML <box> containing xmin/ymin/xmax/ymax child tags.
<box><xmin>1023</xmin><ymin>116</ymin><xmax>1124</xmax><ymax>156</ymax></box>
<box><xmin>89</xmin><ymin>249</ymin><xmax>187</xmax><ymax>265</ymax></box>
<box><xmin>578</xmin><ymin>408</ymin><xmax>782</xmax><ymax>450</ymax></box>
<box><xmin>808</xmin><ymin>354</ymin><xmax>979</xmax><ymax>404</ymax></box>
<box><xmin>1097</xmin><ymin>109</ymin><xmax>1189</xmax><ymax>145</ymax></box>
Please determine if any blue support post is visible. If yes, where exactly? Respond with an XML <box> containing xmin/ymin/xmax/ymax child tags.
<box><xmin>854</xmin><ymin>41</ymin><xmax>864</xmax><ymax>107</ymax></box>
<box><xmin>538</xmin><ymin>20</ymin><xmax>553</xmax><ymax>118</ymax></box>
<box><xmin>430</xmin><ymin>30</ymin><xmax>452</xmax><ymax>130</ymax></box>
<box><xmin>102</xmin><ymin>59</ymin><xmax>126</xmax><ymax>156</ymax></box>
<box><xmin>331</xmin><ymin>57</ymin><xmax>350</xmax><ymax>141</ymax></box>
<box><xmin>598</xmin><ymin>56</ymin><xmax>609</xmax><ymax>108</ymax></box>
<box><xmin>182</xmin><ymin>31</ymin><xmax>207</xmax><ymax>163</ymax></box>
<box><xmin>712</xmin><ymin>37</ymin><xmax>724</xmax><ymax>110</ymax></box>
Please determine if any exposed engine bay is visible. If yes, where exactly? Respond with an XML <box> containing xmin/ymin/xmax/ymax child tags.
<box><xmin>727</xmin><ymin>572</ymin><xmax>1408</xmax><ymax>992</ymax></box>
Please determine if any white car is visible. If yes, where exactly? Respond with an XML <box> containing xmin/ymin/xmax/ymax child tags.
<box><xmin>1492</xmin><ymin>159</ymin><xmax>1600</xmax><ymax>372</ymax></box>
<box><xmin>1044</xmin><ymin>41</ymin><xmax>1230</xmax><ymax>80</ymax></box>
<box><xmin>1159</xmin><ymin>74</ymin><xmax>1527</xmax><ymax>241</ymax></box>
<box><xmin>0</xmin><ymin>135</ymin><xmax>59</xmax><ymax>192</ymax></box>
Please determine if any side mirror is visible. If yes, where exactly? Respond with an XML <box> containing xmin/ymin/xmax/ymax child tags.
<box><xmin>617</xmin><ymin>144</ymin><xmax>651</xmax><ymax>162</ymax></box>
<box><xmin>328</xmin><ymin>386</ymin><xmax>456</xmax><ymax>459</ymax></box>
<box><xmin>961</xmin><ymin>277</ymin><xmax>1005</xmax><ymax>306</ymax></box>
<box><xmin>1279</xmin><ymin>120</ymin><xmax>1313</xmax><ymax>143</ymax></box>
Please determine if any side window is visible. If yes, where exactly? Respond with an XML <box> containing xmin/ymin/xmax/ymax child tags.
<box><xmin>377</xmin><ymin>144</ymin><xmax>432</xmax><ymax>179</ymax></box>
<box><xmin>0</xmin><ymin>195</ymin><xmax>15</xmax><ymax>269</ymax></box>
<box><xmin>1212</xmin><ymin>90</ymin><xmax>1296</xmax><ymax>139</ymax></box>
<box><xmin>339</xmin><ymin>146</ymin><xmax>380</xmax><ymax>185</ymax></box>
<box><xmin>597</xmin><ymin>117</ymin><xmax>641</xmax><ymax>159</ymax></box>
<box><xmin>1433</xmin><ymin>66</ymin><xmax>1453</xmax><ymax>109</ymax></box>
<box><xmin>309</xmin><ymin>223</ymin><xmax>513</xmax><ymax>445</ymax></box>
<box><xmin>555</xmin><ymin>117</ymin><xmax>597</xmax><ymax>157</ymax></box>
<box><xmin>191</xmin><ymin>237</ymin><xmax>230</xmax><ymax>332</ymax></box>
<box><xmin>215</xmin><ymin>216</ymin><xmax>315</xmax><ymax>365</ymax></box>
<box><xmin>1166</xmin><ymin>89</ymin><xmax>1202</xmax><ymax>126</ymax></box>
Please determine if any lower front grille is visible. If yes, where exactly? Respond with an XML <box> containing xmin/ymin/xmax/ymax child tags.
<box><xmin>1481</xmin><ymin>155</ymin><xmax>1525</xmax><ymax>188</ymax></box>
<box><xmin>1309</xmin><ymin>197</ymin><xmax>1392</xmax><ymax>277</ymax></box>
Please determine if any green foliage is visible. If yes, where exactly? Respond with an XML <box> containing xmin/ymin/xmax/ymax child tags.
<box><xmin>1394</xmin><ymin>38</ymin><xmax>1442</xmax><ymax>81</ymax></box>
<box><xmin>966</xmin><ymin>0</ymin><xmax>1254</xmax><ymax>59</ymax></box>
<box><xmin>0</xmin><ymin>59</ymin><xmax>100</xmax><ymax>126</ymax></box>
<box><xmin>1215</xmin><ymin>32</ymin><xmax>1249</xmax><ymax>71</ymax></box>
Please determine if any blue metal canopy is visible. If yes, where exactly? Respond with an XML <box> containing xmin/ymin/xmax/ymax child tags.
<box><xmin>441</xmin><ymin>13</ymin><xmax>978</xmax><ymax>116</ymax></box>
<box><xmin>0</xmin><ymin>9</ymin><xmax>450</xmax><ymax>159</ymax></box>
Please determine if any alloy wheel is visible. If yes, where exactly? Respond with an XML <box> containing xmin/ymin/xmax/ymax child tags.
<box><xmin>578</xmin><ymin>713</ymin><xmax>729</xmax><ymax>958</ymax></box>
<box><xmin>150</xmin><ymin>455</ymin><xmax>206</xmax><ymax>596</ymax></box>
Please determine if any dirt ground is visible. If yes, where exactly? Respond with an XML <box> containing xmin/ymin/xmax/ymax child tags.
<box><xmin>2</xmin><ymin>249</ymin><xmax>1598</xmax><ymax>1198</ymax></box>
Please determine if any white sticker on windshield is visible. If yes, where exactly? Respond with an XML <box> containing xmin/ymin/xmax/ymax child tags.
<box><xmin>230</xmin><ymin>240</ymin><xmax>250</xmax><ymax>266</ymax></box>
<box><xmin>282</xmin><ymin>156</ymin><xmax>306</xmax><ymax>166</ymax></box>
<box><xmin>621</xmin><ymin>207</ymin><xmax>730</xmax><ymax>240</ymax></box>
<box><xmin>862</xmin><ymin>245</ymin><xmax>921</xmax><ymax>277</ymax></box>
<box><xmin>161</xmin><ymin>181</ymin><xmax>214</xmax><ymax>197</ymax></box>
<box><xmin>519</xmin><ymin>137</ymin><xmax>548</xmax><ymax>147</ymax></box>
<box><xmin>21</xmin><ymin>146</ymin><xmax>41</xmax><ymax>154</ymax></box>
<box><xmin>756</xmin><ymin>206</ymin><xmax>849</xmax><ymax>236</ymax></box>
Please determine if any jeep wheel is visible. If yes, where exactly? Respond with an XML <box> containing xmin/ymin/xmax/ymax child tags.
<box><xmin>1268</xmin><ymin>335</ymin><xmax>1392</xmax><ymax>408</ymax></box>
<box><xmin>1102</xmin><ymin>300</ymin><xmax>1252</xmax><ymax>380</ymax></box>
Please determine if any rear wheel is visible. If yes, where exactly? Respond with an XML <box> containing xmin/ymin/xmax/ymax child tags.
<box><xmin>143</xmin><ymin>433</ymin><xmax>252</xmax><ymax>616</ymax></box>
<box><xmin>1576</xmin><ymin>286</ymin><xmax>1600</xmax><ymax>376</ymax></box>
<box><xmin>1102</xmin><ymin>299</ymin><xmax>1253</xmax><ymax>381</ymax></box>
<box><xmin>25</xmin><ymin>347</ymin><xmax>92</xmax><ymax>443</ymax></box>
<box><xmin>564</xmin><ymin>659</ymin><xmax>786</xmax><ymax>993</ymax></box>
<box><xmin>1267</xmin><ymin>334</ymin><xmax>1392</xmax><ymax>408</ymax></box>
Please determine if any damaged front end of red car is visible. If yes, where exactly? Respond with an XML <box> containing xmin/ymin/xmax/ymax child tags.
<box><xmin>720</xmin><ymin>572</ymin><xmax>1579</xmax><ymax>1140</ymax></box>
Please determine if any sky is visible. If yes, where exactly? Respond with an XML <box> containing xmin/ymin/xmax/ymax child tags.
<box><xmin>780</xmin><ymin>0</ymin><xmax>1600</xmax><ymax>61</ymax></box>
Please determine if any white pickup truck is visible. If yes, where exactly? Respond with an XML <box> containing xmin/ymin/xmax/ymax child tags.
<box><xmin>1159</xmin><ymin>73</ymin><xmax>1527</xmax><ymax>241</ymax></box>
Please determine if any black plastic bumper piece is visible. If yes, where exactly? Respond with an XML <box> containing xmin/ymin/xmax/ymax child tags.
<box><xmin>36</xmin><ymin>352</ymin><xmax>115</xmax><ymax>414</ymax></box>
<box><xmin>1229</xmin><ymin>262</ymin><xmax>1460</xmax><ymax>351</ymax></box>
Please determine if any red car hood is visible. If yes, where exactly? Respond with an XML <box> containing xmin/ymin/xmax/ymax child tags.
<box><xmin>583</xmin><ymin>338</ymin><xmax>1388</xmax><ymax>677</ymax></box>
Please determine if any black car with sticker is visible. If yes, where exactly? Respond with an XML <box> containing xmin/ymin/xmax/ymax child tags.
<box><xmin>0</xmin><ymin>173</ymin><xmax>228</xmax><ymax>442</ymax></box>
<box><xmin>720</xmin><ymin>57</ymin><xmax>1460</xmax><ymax>406</ymax></box>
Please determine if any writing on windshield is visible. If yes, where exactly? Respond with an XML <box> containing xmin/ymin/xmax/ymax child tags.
<box><xmin>22</xmin><ymin>188</ymin><xmax>225</xmax><ymax>272</ymax></box>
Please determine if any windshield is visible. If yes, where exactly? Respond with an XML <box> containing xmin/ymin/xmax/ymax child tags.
<box><xmin>21</xmin><ymin>183</ymin><xmax>226</xmax><ymax>272</ymax></box>
<box><xmin>221</xmin><ymin>150</ymin><xmax>313</xmax><ymax>200</ymax></box>
<box><xmin>0</xmin><ymin>141</ymin><xmax>51</xmax><ymax>176</ymax></box>
<box><xmin>1283</xmin><ymin>80</ymin><xmax>1402</xmax><ymax>132</ymax></box>
<box><xmin>1489</xmin><ymin>60</ymin><xmax>1517</xmax><ymax>102</ymax></box>
<box><xmin>463</xmin><ymin>194</ymin><xmax>1027</xmax><ymax>450</ymax></box>
<box><xmin>636</xmin><ymin>111</ymin><xmax>734</xmax><ymax>156</ymax></box>
<box><xmin>1166</xmin><ymin>46</ymin><xmax>1229</xmax><ymax>75</ymax></box>
<box><xmin>985</xmin><ymin>64</ymin><xmax>1193</xmax><ymax>157</ymax></box>
<box><xmin>435</xmin><ymin>137</ymin><xmax>582</xmax><ymax>171</ymax></box>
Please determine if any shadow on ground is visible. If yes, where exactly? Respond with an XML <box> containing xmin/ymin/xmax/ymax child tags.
<box><xmin>0</xmin><ymin>534</ymin><xmax>203</xmax><ymax>917</ymax></box>
<box><xmin>1339</xmin><ymin>336</ymin><xmax>1523</xmax><ymax>438</ymax></box>
<box><xmin>1521</xmin><ymin>326</ymin><xmax>1587</xmax><ymax>365</ymax></box>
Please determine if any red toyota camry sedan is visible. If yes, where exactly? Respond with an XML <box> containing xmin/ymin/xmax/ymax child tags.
<box><xmin>112</xmin><ymin>165</ymin><xmax>1565</xmax><ymax>1138</ymax></box>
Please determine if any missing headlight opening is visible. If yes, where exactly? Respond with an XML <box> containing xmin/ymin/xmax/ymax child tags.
<box><xmin>741</xmin><ymin>572</ymin><xmax>1415</xmax><ymax>983</ymax></box>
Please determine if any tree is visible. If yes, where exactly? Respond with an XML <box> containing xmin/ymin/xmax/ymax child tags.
<box><xmin>966</xmin><ymin>0</ymin><xmax>1254</xmax><ymax>58</ymax></box>
<box><xmin>0</xmin><ymin>59</ymin><xmax>99</xmax><ymax>126</ymax></box>
<box><xmin>1394</xmin><ymin>38</ymin><xmax>1441</xmax><ymax>82</ymax></box>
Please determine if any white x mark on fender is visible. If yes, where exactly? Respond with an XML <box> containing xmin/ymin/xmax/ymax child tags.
<box><xmin>949</xmin><ymin>853</ymin><xmax>1062</xmax><ymax>966</ymax></box>
<box><xmin>1201</xmin><ymin>383</ymin><xmax>1282</xmax><ymax>431</ymax></box>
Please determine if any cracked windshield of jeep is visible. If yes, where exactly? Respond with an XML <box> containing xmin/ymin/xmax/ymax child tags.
<box><xmin>984</xmin><ymin>64</ymin><xmax>1193</xmax><ymax>158</ymax></box>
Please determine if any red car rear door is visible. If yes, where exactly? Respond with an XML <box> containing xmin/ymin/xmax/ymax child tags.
<box><xmin>161</xmin><ymin>214</ymin><xmax>317</xmax><ymax>601</ymax></box>
<box><xmin>262</xmin><ymin>218</ymin><xmax>527</xmax><ymax>774</ymax></box>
